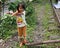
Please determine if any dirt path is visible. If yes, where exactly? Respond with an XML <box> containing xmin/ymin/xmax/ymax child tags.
<box><xmin>32</xmin><ymin>5</ymin><xmax>45</xmax><ymax>42</ymax></box>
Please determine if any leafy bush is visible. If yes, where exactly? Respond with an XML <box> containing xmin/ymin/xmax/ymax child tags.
<box><xmin>26</xmin><ymin>2</ymin><xmax>37</xmax><ymax>26</ymax></box>
<box><xmin>8</xmin><ymin>2</ymin><xmax>17</xmax><ymax>12</ymax></box>
<box><xmin>0</xmin><ymin>14</ymin><xmax>16</xmax><ymax>39</ymax></box>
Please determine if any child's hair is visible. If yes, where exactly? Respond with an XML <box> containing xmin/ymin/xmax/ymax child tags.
<box><xmin>17</xmin><ymin>2</ymin><xmax>25</xmax><ymax>12</ymax></box>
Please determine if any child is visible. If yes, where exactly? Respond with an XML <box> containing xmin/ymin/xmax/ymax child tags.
<box><xmin>12</xmin><ymin>2</ymin><xmax>27</xmax><ymax>47</ymax></box>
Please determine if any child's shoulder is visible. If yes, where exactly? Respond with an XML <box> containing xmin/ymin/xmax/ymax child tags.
<box><xmin>23</xmin><ymin>10</ymin><xmax>26</xmax><ymax>14</ymax></box>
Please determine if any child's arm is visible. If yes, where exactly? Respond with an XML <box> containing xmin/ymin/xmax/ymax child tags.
<box><xmin>6</xmin><ymin>10</ymin><xmax>13</xmax><ymax>15</ymax></box>
<box><xmin>12</xmin><ymin>11</ymin><xmax>18</xmax><ymax>16</ymax></box>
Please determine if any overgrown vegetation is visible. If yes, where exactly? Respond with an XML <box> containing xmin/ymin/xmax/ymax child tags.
<box><xmin>41</xmin><ymin>2</ymin><xmax>60</xmax><ymax>48</ymax></box>
<box><xmin>0</xmin><ymin>0</ymin><xmax>37</xmax><ymax>40</ymax></box>
<box><xmin>42</xmin><ymin>3</ymin><xmax>60</xmax><ymax>40</ymax></box>
<box><xmin>0</xmin><ymin>14</ymin><xmax>16</xmax><ymax>39</ymax></box>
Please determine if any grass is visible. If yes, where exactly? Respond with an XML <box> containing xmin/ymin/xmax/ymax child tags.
<box><xmin>42</xmin><ymin>3</ymin><xmax>58</xmax><ymax>39</ymax></box>
<box><xmin>41</xmin><ymin>2</ymin><xmax>60</xmax><ymax>48</ymax></box>
<box><xmin>42</xmin><ymin>3</ymin><xmax>53</xmax><ymax>29</ymax></box>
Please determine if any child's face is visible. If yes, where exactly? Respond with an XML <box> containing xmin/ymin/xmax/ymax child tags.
<box><xmin>19</xmin><ymin>4</ymin><xmax>24</xmax><ymax>12</ymax></box>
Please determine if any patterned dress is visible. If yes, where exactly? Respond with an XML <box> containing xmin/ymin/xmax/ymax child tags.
<box><xmin>16</xmin><ymin>11</ymin><xmax>27</xmax><ymax>27</ymax></box>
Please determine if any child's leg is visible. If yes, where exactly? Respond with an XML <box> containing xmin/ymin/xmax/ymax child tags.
<box><xmin>17</xmin><ymin>27</ymin><xmax>23</xmax><ymax>42</ymax></box>
<box><xmin>17</xmin><ymin>27</ymin><xmax>23</xmax><ymax>37</ymax></box>
<box><xmin>22</xmin><ymin>26</ymin><xmax>27</xmax><ymax>43</ymax></box>
<box><xmin>17</xmin><ymin>27</ymin><xmax>23</xmax><ymax>47</ymax></box>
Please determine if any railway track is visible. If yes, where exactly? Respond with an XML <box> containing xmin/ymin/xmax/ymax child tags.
<box><xmin>50</xmin><ymin>0</ymin><xmax>60</xmax><ymax>27</ymax></box>
<box><xmin>26</xmin><ymin>0</ymin><xmax>60</xmax><ymax>46</ymax></box>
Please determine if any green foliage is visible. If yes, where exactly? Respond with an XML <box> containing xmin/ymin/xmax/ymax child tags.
<box><xmin>26</xmin><ymin>3</ymin><xmax>37</xmax><ymax>26</ymax></box>
<box><xmin>8</xmin><ymin>0</ymin><xmax>25</xmax><ymax>12</ymax></box>
<box><xmin>1</xmin><ymin>0</ymin><xmax>6</xmax><ymax>2</ymax></box>
<box><xmin>32</xmin><ymin>0</ymin><xmax>42</xmax><ymax>3</ymax></box>
<box><xmin>8</xmin><ymin>2</ymin><xmax>17</xmax><ymax>12</ymax></box>
<box><xmin>0</xmin><ymin>14</ymin><xmax>16</xmax><ymax>39</ymax></box>
<box><xmin>40</xmin><ymin>44</ymin><xmax>56</xmax><ymax>48</ymax></box>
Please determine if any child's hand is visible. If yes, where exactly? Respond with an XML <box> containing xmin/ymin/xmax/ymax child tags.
<box><xmin>9</xmin><ymin>10</ymin><xmax>13</xmax><ymax>15</ymax></box>
<box><xmin>12</xmin><ymin>11</ymin><xmax>18</xmax><ymax>16</ymax></box>
<box><xmin>6</xmin><ymin>10</ymin><xmax>13</xmax><ymax>15</ymax></box>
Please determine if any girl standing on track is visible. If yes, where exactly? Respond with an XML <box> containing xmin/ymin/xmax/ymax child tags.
<box><xmin>12</xmin><ymin>2</ymin><xmax>27</xmax><ymax>47</ymax></box>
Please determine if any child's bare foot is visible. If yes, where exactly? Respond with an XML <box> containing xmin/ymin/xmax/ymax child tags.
<box><xmin>23</xmin><ymin>40</ymin><xmax>28</xmax><ymax>45</ymax></box>
<box><xmin>20</xmin><ymin>42</ymin><xmax>23</xmax><ymax>47</ymax></box>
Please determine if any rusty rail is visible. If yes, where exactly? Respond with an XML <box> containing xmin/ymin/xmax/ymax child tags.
<box><xmin>26</xmin><ymin>39</ymin><xmax>60</xmax><ymax>46</ymax></box>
